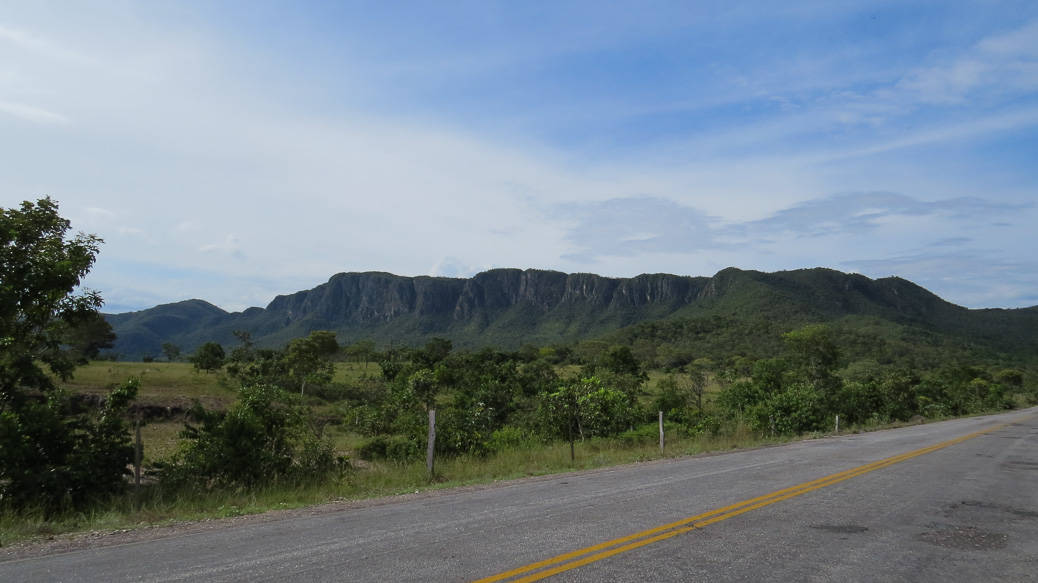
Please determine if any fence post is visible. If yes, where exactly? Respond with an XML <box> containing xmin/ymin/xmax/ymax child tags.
<box><xmin>659</xmin><ymin>411</ymin><xmax>665</xmax><ymax>453</ymax></box>
<box><xmin>134</xmin><ymin>413</ymin><xmax>143</xmax><ymax>498</ymax></box>
<box><xmin>426</xmin><ymin>408</ymin><xmax>436</xmax><ymax>476</ymax></box>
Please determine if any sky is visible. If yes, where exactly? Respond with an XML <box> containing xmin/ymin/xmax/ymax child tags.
<box><xmin>2</xmin><ymin>1</ymin><xmax>1037</xmax><ymax>313</ymax></box>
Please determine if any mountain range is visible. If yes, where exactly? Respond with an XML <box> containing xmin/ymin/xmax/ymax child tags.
<box><xmin>104</xmin><ymin>267</ymin><xmax>1038</xmax><ymax>362</ymax></box>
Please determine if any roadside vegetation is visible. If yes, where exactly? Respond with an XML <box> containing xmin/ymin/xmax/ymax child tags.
<box><xmin>3</xmin><ymin>197</ymin><xmax>1036</xmax><ymax>546</ymax></box>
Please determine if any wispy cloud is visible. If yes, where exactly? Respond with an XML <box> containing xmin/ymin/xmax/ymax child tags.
<box><xmin>0</xmin><ymin>24</ymin><xmax>95</xmax><ymax>65</ymax></box>
<box><xmin>3</xmin><ymin>2</ymin><xmax>1036</xmax><ymax>311</ymax></box>
<box><xmin>0</xmin><ymin>100</ymin><xmax>68</xmax><ymax>124</ymax></box>
<box><xmin>845</xmin><ymin>252</ymin><xmax>1038</xmax><ymax>309</ymax></box>
<box><xmin>557</xmin><ymin>197</ymin><xmax>718</xmax><ymax>261</ymax></box>
<box><xmin>897</xmin><ymin>19</ymin><xmax>1038</xmax><ymax>104</ymax></box>
<box><xmin>738</xmin><ymin>193</ymin><xmax>1027</xmax><ymax>238</ymax></box>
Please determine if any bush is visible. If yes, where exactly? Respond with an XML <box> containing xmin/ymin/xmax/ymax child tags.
<box><xmin>618</xmin><ymin>422</ymin><xmax>666</xmax><ymax>445</ymax></box>
<box><xmin>487</xmin><ymin>426</ymin><xmax>533</xmax><ymax>452</ymax></box>
<box><xmin>749</xmin><ymin>383</ymin><xmax>825</xmax><ymax>435</ymax></box>
<box><xmin>0</xmin><ymin>379</ymin><xmax>138</xmax><ymax>513</ymax></box>
<box><xmin>159</xmin><ymin>384</ymin><xmax>336</xmax><ymax>490</ymax></box>
<box><xmin>357</xmin><ymin>435</ymin><xmax>421</xmax><ymax>462</ymax></box>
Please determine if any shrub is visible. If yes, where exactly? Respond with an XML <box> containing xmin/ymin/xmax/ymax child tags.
<box><xmin>749</xmin><ymin>383</ymin><xmax>825</xmax><ymax>435</ymax></box>
<box><xmin>159</xmin><ymin>384</ymin><xmax>335</xmax><ymax>490</ymax></box>
<box><xmin>487</xmin><ymin>426</ymin><xmax>533</xmax><ymax>452</ymax></box>
<box><xmin>357</xmin><ymin>435</ymin><xmax>421</xmax><ymax>462</ymax></box>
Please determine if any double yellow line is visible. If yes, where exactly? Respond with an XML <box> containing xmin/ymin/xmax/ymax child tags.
<box><xmin>474</xmin><ymin>419</ymin><xmax>1020</xmax><ymax>583</ymax></box>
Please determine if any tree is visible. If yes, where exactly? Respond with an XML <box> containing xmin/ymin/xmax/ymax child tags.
<box><xmin>162</xmin><ymin>342</ymin><xmax>181</xmax><ymax>362</ymax></box>
<box><xmin>285</xmin><ymin>330</ymin><xmax>339</xmax><ymax>394</ymax></box>
<box><xmin>1</xmin><ymin>198</ymin><xmax>104</xmax><ymax>391</ymax></box>
<box><xmin>407</xmin><ymin>368</ymin><xmax>439</xmax><ymax>410</ymax></box>
<box><xmin>61</xmin><ymin>312</ymin><xmax>116</xmax><ymax>362</ymax></box>
<box><xmin>344</xmin><ymin>339</ymin><xmax>376</xmax><ymax>368</ymax></box>
<box><xmin>192</xmin><ymin>342</ymin><xmax>225</xmax><ymax>373</ymax></box>
<box><xmin>1</xmin><ymin>197</ymin><xmax>137</xmax><ymax>512</ymax></box>
<box><xmin>601</xmin><ymin>345</ymin><xmax>643</xmax><ymax>378</ymax></box>
<box><xmin>414</xmin><ymin>337</ymin><xmax>452</xmax><ymax>369</ymax></box>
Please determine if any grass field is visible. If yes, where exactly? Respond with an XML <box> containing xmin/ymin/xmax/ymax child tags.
<box><xmin>59</xmin><ymin>361</ymin><xmax>238</xmax><ymax>410</ymax></box>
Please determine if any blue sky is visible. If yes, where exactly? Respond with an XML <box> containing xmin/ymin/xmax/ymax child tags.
<box><xmin>2</xmin><ymin>1</ymin><xmax>1036</xmax><ymax>312</ymax></box>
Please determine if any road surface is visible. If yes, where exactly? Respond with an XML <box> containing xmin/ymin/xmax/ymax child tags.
<box><xmin>3</xmin><ymin>408</ymin><xmax>1036</xmax><ymax>582</ymax></box>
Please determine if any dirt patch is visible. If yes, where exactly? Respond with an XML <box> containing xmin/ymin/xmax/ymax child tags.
<box><xmin>1001</xmin><ymin>460</ymin><xmax>1038</xmax><ymax>471</ymax></box>
<box><xmin>944</xmin><ymin>500</ymin><xmax>1038</xmax><ymax>520</ymax></box>
<box><xmin>917</xmin><ymin>524</ymin><xmax>1007</xmax><ymax>551</ymax></box>
<box><xmin>810</xmin><ymin>524</ymin><xmax>869</xmax><ymax>534</ymax></box>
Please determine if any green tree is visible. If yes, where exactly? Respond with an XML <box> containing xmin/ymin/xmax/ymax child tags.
<box><xmin>407</xmin><ymin>368</ymin><xmax>439</xmax><ymax>410</ymax></box>
<box><xmin>538</xmin><ymin>380</ymin><xmax>582</xmax><ymax>460</ymax></box>
<box><xmin>162</xmin><ymin>342</ymin><xmax>181</xmax><ymax>362</ymax></box>
<box><xmin>344</xmin><ymin>339</ymin><xmax>377</xmax><ymax>368</ymax></box>
<box><xmin>600</xmin><ymin>345</ymin><xmax>644</xmax><ymax>378</ymax></box>
<box><xmin>285</xmin><ymin>330</ymin><xmax>339</xmax><ymax>395</ymax></box>
<box><xmin>192</xmin><ymin>342</ymin><xmax>225</xmax><ymax>373</ymax></box>
<box><xmin>783</xmin><ymin>324</ymin><xmax>840</xmax><ymax>391</ymax></box>
<box><xmin>414</xmin><ymin>337</ymin><xmax>452</xmax><ymax>369</ymax></box>
<box><xmin>61</xmin><ymin>312</ymin><xmax>115</xmax><ymax>362</ymax></box>
<box><xmin>0</xmin><ymin>197</ymin><xmax>137</xmax><ymax>512</ymax></box>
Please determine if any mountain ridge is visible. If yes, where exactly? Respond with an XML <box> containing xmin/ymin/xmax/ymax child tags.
<box><xmin>103</xmin><ymin>267</ymin><xmax>1038</xmax><ymax>360</ymax></box>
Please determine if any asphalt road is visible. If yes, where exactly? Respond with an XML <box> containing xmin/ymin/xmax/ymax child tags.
<box><xmin>3</xmin><ymin>408</ymin><xmax>1036</xmax><ymax>582</ymax></box>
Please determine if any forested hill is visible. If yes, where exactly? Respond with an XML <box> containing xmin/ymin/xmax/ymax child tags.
<box><xmin>104</xmin><ymin>267</ymin><xmax>1038</xmax><ymax>361</ymax></box>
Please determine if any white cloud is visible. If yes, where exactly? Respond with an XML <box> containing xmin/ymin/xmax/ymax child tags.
<box><xmin>3</xmin><ymin>3</ymin><xmax>1036</xmax><ymax>312</ymax></box>
<box><xmin>0</xmin><ymin>24</ymin><xmax>96</xmax><ymax>65</ymax></box>
<box><xmin>199</xmin><ymin>234</ymin><xmax>242</xmax><ymax>256</ymax></box>
<box><xmin>0</xmin><ymin>100</ymin><xmax>68</xmax><ymax>124</ymax></box>
<box><xmin>896</xmin><ymin>19</ymin><xmax>1038</xmax><ymax>104</ymax></box>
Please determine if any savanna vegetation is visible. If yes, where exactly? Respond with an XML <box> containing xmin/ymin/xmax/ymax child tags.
<box><xmin>3</xmin><ymin>197</ymin><xmax>1036</xmax><ymax>545</ymax></box>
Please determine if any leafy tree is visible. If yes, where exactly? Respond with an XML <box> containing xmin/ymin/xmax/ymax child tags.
<box><xmin>783</xmin><ymin>324</ymin><xmax>840</xmax><ymax>392</ymax></box>
<box><xmin>1</xmin><ymin>198</ymin><xmax>104</xmax><ymax>391</ymax></box>
<box><xmin>538</xmin><ymin>380</ymin><xmax>582</xmax><ymax>460</ymax></box>
<box><xmin>654</xmin><ymin>369</ymin><xmax>706</xmax><ymax>421</ymax></box>
<box><xmin>161</xmin><ymin>342</ymin><xmax>181</xmax><ymax>362</ymax></box>
<box><xmin>61</xmin><ymin>312</ymin><xmax>116</xmax><ymax>362</ymax></box>
<box><xmin>577</xmin><ymin>381</ymin><xmax>637</xmax><ymax>437</ymax></box>
<box><xmin>192</xmin><ymin>342</ymin><xmax>225</xmax><ymax>373</ymax></box>
<box><xmin>285</xmin><ymin>330</ymin><xmax>339</xmax><ymax>395</ymax></box>
<box><xmin>344</xmin><ymin>339</ymin><xmax>377</xmax><ymax>368</ymax></box>
<box><xmin>538</xmin><ymin>376</ymin><xmax>637</xmax><ymax>457</ymax></box>
<box><xmin>414</xmin><ymin>337</ymin><xmax>452</xmax><ymax>369</ymax></box>
<box><xmin>600</xmin><ymin>345</ymin><xmax>644</xmax><ymax>378</ymax></box>
<box><xmin>407</xmin><ymin>368</ymin><xmax>439</xmax><ymax>410</ymax></box>
<box><xmin>228</xmin><ymin>330</ymin><xmax>255</xmax><ymax>363</ymax></box>
<box><xmin>0</xmin><ymin>197</ymin><xmax>137</xmax><ymax>512</ymax></box>
<box><xmin>686</xmin><ymin>365</ymin><xmax>708</xmax><ymax>414</ymax></box>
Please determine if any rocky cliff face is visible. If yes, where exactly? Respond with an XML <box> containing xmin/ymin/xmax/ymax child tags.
<box><xmin>261</xmin><ymin>269</ymin><xmax>713</xmax><ymax>325</ymax></box>
<box><xmin>106</xmin><ymin>266</ymin><xmax>1026</xmax><ymax>359</ymax></box>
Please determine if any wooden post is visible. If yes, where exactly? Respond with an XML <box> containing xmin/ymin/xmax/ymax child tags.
<box><xmin>568</xmin><ymin>416</ymin><xmax>575</xmax><ymax>463</ymax></box>
<box><xmin>658</xmin><ymin>411</ymin><xmax>665</xmax><ymax>453</ymax></box>
<box><xmin>835</xmin><ymin>414</ymin><xmax>840</xmax><ymax>434</ymax></box>
<box><xmin>426</xmin><ymin>408</ymin><xmax>436</xmax><ymax>475</ymax></box>
<box><xmin>134</xmin><ymin>414</ymin><xmax>143</xmax><ymax>495</ymax></box>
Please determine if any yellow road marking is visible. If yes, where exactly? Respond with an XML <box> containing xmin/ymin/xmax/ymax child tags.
<box><xmin>474</xmin><ymin>418</ymin><xmax>1024</xmax><ymax>583</ymax></box>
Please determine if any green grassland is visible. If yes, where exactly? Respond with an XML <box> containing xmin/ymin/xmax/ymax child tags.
<box><xmin>60</xmin><ymin>361</ymin><xmax>238</xmax><ymax>409</ymax></box>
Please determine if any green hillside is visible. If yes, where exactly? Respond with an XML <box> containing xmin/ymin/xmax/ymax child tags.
<box><xmin>104</xmin><ymin>267</ymin><xmax>1038</xmax><ymax>367</ymax></box>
